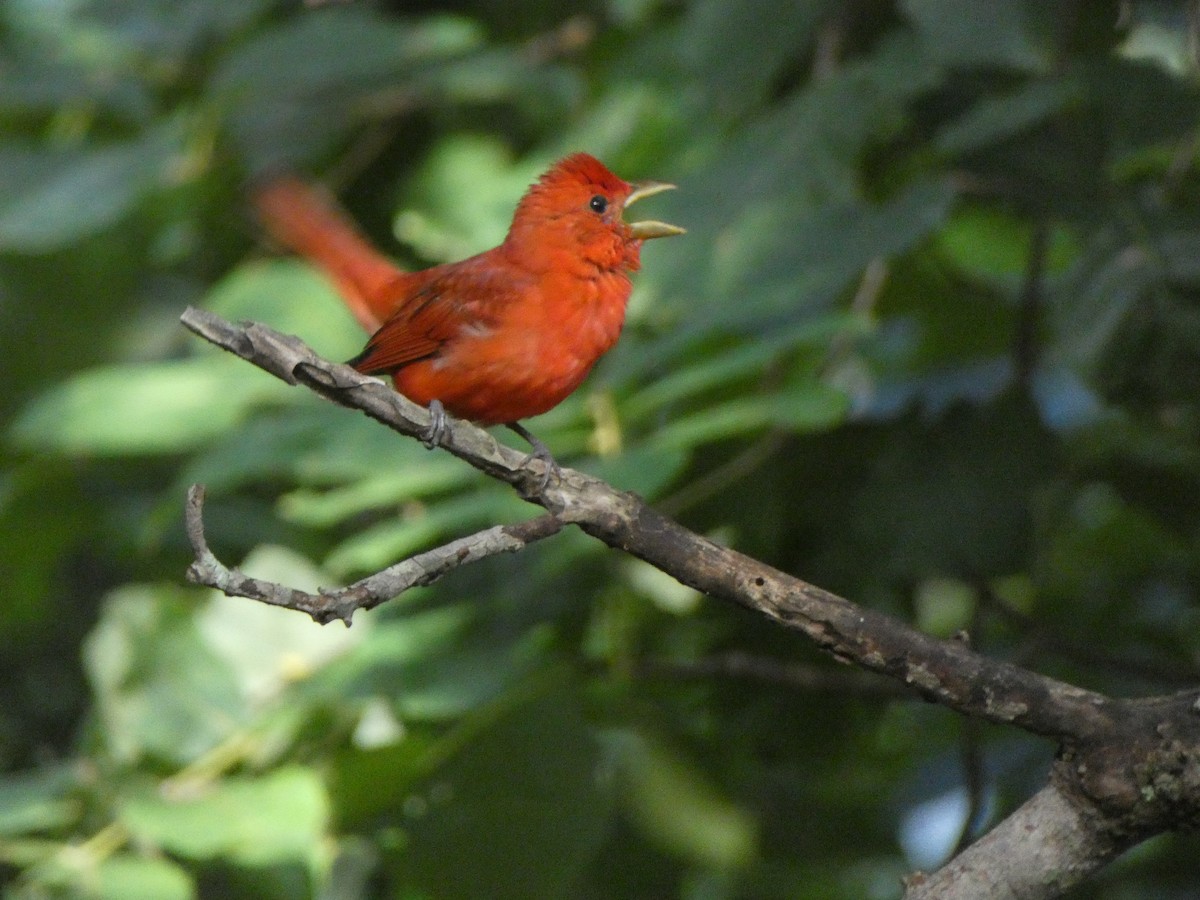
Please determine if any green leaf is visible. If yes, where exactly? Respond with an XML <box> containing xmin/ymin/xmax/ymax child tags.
<box><xmin>204</xmin><ymin>260</ymin><xmax>365</xmax><ymax>362</ymax></box>
<box><xmin>0</xmin><ymin>120</ymin><xmax>184</xmax><ymax>252</ymax></box>
<box><xmin>196</xmin><ymin>545</ymin><xmax>367</xmax><ymax>707</ymax></box>
<box><xmin>31</xmin><ymin>853</ymin><xmax>195</xmax><ymax>900</ymax></box>
<box><xmin>935</xmin><ymin>75</ymin><xmax>1081</xmax><ymax>156</ymax></box>
<box><xmin>675</xmin><ymin>0</ymin><xmax>829</xmax><ymax>107</ymax></box>
<box><xmin>10</xmin><ymin>356</ymin><xmax>294</xmax><ymax>456</ymax></box>
<box><xmin>312</xmin><ymin>606</ymin><xmax>539</xmax><ymax>721</ymax></box>
<box><xmin>611</xmin><ymin>730</ymin><xmax>757</xmax><ymax>870</ymax></box>
<box><xmin>120</xmin><ymin>767</ymin><xmax>328</xmax><ymax>866</ymax></box>
<box><xmin>913</xmin><ymin>577</ymin><xmax>977</xmax><ymax>637</ymax></box>
<box><xmin>394</xmin><ymin>135</ymin><xmax>539</xmax><ymax>262</ymax></box>
<box><xmin>0</xmin><ymin>766</ymin><xmax>79</xmax><ymax>836</ymax></box>
<box><xmin>210</xmin><ymin>8</ymin><xmax>482</xmax><ymax>170</ymax></box>
<box><xmin>936</xmin><ymin>207</ymin><xmax>1079</xmax><ymax>285</ymax></box>
<box><xmin>0</xmin><ymin>464</ymin><xmax>97</xmax><ymax>628</ymax></box>
<box><xmin>77</xmin><ymin>0</ymin><xmax>273</xmax><ymax>59</ymax></box>
<box><xmin>580</xmin><ymin>445</ymin><xmax>690</xmax><ymax>499</ymax></box>
<box><xmin>211</xmin><ymin>8</ymin><xmax>480</xmax><ymax>99</ymax></box>
<box><xmin>91</xmin><ymin>854</ymin><xmax>195</xmax><ymax>900</ymax></box>
<box><xmin>279</xmin><ymin>456</ymin><xmax>473</xmax><ymax>527</ymax></box>
<box><xmin>903</xmin><ymin>0</ymin><xmax>1055</xmax><ymax>70</ymax></box>
<box><xmin>622</xmin><ymin>321</ymin><xmax>850</xmax><ymax>422</ymax></box>
<box><xmin>651</xmin><ymin>384</ymin><xmax>848</xmax><ymax>451</ymax></box>
<box><xmin>322</xmin><ymin>490</ymin><xmax>526</xmax><ymax>578</ymax></box>
<box><xmin>84</xmin><ymin>585</ymin><xmax>248</xmax><ymax>765</ymax></box>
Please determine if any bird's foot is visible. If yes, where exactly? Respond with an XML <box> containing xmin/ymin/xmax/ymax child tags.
<box><xmin>423</xmin><ymin>399</ymin><xmax>448</xmax><ymax>449</ymax></box>
<box><xmin>507</xmin><ymin>422</ymin><xmax>561</xmax><ymax>492</ymax></box>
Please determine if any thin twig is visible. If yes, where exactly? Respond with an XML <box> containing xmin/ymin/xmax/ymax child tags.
<box><xmin>185</xmin><ymin>484</ymin><xmax>562</xmax><ymax>625</ymax></box>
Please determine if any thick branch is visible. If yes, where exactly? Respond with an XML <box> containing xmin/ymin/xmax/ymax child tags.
<box><xmin>179</xmin><ymin>306</ymin><xmax>1110</xmax><ymax>737</ymax></box>
<box><xmin>904</xmin><ymin>775</ymin><xmax>1134</xmax><ymax>900</ymax></box>
<box><xmin>184</xmin><ymin>483</ymin><xmax>561</xmax><ymax>624</ymax></box>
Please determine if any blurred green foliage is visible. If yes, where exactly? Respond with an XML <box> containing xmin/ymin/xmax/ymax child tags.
<box><xmin>3</xmin><ymin>0</ymin><xmax>1200</xmax><ymax>897</ymax></box>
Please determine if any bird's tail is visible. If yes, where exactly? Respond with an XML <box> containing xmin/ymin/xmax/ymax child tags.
<box><xmin>252</xmin><ymin>176</ymin><xmax>401</xmax><ymax>332</ymax></box>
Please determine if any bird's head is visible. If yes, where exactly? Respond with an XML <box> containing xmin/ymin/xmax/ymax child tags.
<box><xmin>506</xmin><ymin>153</ymin><xmax>684</xmax><ymax>273</ymax></box>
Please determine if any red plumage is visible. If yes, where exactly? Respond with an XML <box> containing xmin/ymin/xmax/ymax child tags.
<box><xmin>253</xmin><ymin>153</ymin><xmax>682</xmax><ymax>429</ymax></box>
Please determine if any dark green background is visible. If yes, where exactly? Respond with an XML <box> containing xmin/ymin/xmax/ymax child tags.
<box><xmin>3</xmin><ymin>1</ymin><xmax>1200</xmax><ymax>897</ymax></box>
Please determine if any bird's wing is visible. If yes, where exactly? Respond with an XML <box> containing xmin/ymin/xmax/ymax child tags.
<box><xmin>348</xmin><ymin>263</ymin><xmax>515</xmax><ymax>374</ymax></box>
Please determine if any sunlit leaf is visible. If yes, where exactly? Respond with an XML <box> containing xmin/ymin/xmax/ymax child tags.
<box><xmin>120</xmin><ymin>767</ymin><xmax>328</xmax><ymax>866</ymax></box>
<box><xmin>394</xmin><ymin>135</ymin><xmax>539</xmax><ymax>261</ymax></box>
<box><xmin>84</xmin><ymin>585</ymin><xmax>248</xmax><ymax>765</ymax></box>
<box><xmin>91</xmin><ymin>854</ymin><xmax>195</xmax><ymax>900</ymax></box>
<box><xmin>196</xmin><ymin>545</ymin><xmax>367</xmax><ymax>707</ymax></box>
<box><xmin>204</xmin><ymin>260</ymin><xmax>365</xmax><ymax>362</ymax></box>
<box><xmin>10</xmin><ymin>357</ymin><xmax>294</xmax><ymax>456</ymax></box>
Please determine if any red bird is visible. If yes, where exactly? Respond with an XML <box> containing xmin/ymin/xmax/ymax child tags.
<box><xmin>254</xmin><ymin>153</ymin><xmax>682</xmax><ymax>484</ymax></box>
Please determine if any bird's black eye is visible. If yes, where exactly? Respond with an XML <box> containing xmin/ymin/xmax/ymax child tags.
<box><xmin>589</xmin><ymin>194</ymin><xmax>608</xmax><ymax>214</ymax></box>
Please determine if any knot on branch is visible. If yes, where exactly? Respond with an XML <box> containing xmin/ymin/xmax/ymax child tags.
<box><xmin>1060</xmin><ymin>692</ymin><xmax>1200</xmax><ymax>836</ymax></box>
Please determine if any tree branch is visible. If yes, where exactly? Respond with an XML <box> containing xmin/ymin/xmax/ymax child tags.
<box><xmin>181</xmin><ymin>306</ymin><xmax>1200</xmax><ymax>897</ymax></box>
<box><xmin>184</xmin><ymin>483</ymin><xmax>562</xmax><ymax>624</ymax></box>
<box><xmin>904</xmin><ymin>775</ymin><xmax>1135</xmax><ymax>900</ymax></box>
<box><xmin>178</xmin><ymin>307</ymin><xmax>1189</xmax><ymax>735</ymax></box>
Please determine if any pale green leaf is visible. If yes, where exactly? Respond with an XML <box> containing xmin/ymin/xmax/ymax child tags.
<box><xmin>120</xmin><ymin>767</ymin><xmax>328</xmax><ymax>866</ymax></box>
<box><xmin>84</xmin><ymin>585</ymin><xmax>248</xmax><ymax>765</ymax></box>
<box><xmin>611</xmin><ymin>730</ymin><xmax>757</xmax><ymax>870</ymax></box>
<box><xmin>10</xmin><ymin>357</ymin><xmax>294</xmax><ymax>456</ymax></box>
<box><xmin>197</xmin><ymin>545</ymin><xmax>367</xmax><ymax>707</ymax></box>
<box><xmin>204</xmin><ymin>260</ymin><xmax>365</xmax><ymax>362</ymax></box>
<box><xmin>92</xmin><ymin>854</ymin><xmax>195</xmax><ymax>900</ymax></box>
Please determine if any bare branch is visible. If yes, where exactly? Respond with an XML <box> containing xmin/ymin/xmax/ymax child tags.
<box><xmin>904</xmin><ymin>775</ymin><xmax>1134</xmax><ymax>900</ymax></box>
<box><xmin>181</xmin><ymin>307</ymin><xmax>1200</xmax><ymax>897</ymax></box>
<box><xmin>180</xmin><ymin>306</ymin><xmax>1111</xmax><ymax>734</ymax></box>
<box><xmin>184</xmin><ymin>483</ymin><xmax>562</xmax><ymax>625</ymax></box>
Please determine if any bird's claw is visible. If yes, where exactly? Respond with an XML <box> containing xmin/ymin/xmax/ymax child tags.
<box><xmin>519</xmin><ymin>444</ymin><xmax>561</xmax><ymax>493</ymax></box>
<box><xmin>423</xmin><ymin>399</ymin><xmax>447</xmax><ymax>449</ymax></box>
<box><xmin>508</xmin><ymin>422</ymin><xmax>561</xmax><ymax>492</ymax></box>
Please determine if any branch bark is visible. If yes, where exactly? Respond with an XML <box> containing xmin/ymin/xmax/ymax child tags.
<box><xmin>904</xmin><ymin>773</ymin><xmax>1136</xmax><ymax>899</ymax></box>
<box><xmin>179</xmin><ymin>306</ymin><xmax>1200</xmax><ymax>899</ymax></box>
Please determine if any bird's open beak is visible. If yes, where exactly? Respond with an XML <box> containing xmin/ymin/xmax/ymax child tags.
<box><xmin>625</xmin><ymin>180</ymin><xmax>686</xmax><ymax>240</ymax></box>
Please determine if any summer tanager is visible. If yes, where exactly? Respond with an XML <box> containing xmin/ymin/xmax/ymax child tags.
<box><xmin>253</xmin><ymin>153</ymin><xmax>683</xmax><ymax>483</ymax></box>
